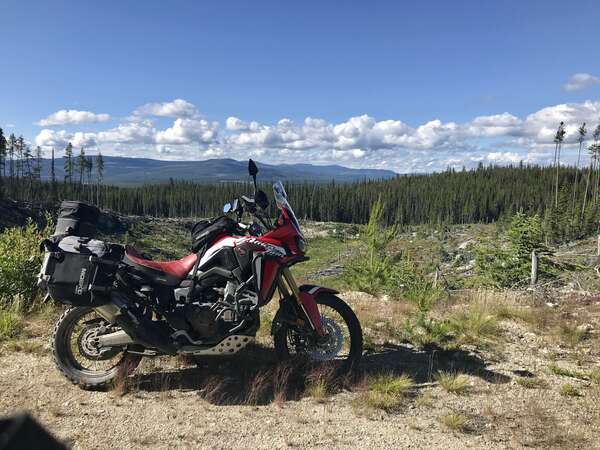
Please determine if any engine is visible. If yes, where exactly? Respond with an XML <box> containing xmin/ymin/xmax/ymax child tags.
<box><xmin>166</xmin><ymin>280</ymin><xmax>258</xmax><ymax>345</ymax></box>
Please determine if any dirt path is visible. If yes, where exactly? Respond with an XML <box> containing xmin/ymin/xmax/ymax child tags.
<box><xmin>2</xmin><ymin>292</ymin><xmax>600</xmax><ymax>449</ymax></box>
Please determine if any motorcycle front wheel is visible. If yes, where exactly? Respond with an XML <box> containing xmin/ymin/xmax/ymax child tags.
<box><xmin>51</xmin><ymin>306</ymin><xmax>141</xmax><ymax>390</ymax></box>
<box><xmin>273</xmin><ymin>293</ymin><xmax>363</xmax><ymax>372</ymax></box>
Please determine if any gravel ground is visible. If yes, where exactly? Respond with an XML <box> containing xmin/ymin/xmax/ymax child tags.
<box><xmin>2</xmin><ymin>292</ymin><xmax>600</xmax><ymax>449</ymax></box>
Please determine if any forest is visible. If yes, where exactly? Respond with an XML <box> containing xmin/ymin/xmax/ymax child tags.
<box><xmin>1</xmin><ymin>122</ymin><xmax>600</xmax><ymax>244</ymax></box>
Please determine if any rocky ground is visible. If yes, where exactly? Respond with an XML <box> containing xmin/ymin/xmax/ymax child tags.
<box><xmin>2</xmin><ymin>290</ymin><xmax>600</xmax><ymax>449</ymax></box>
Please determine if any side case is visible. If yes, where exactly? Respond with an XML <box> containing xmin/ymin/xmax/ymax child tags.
<box><xmin>40</xmin><ymin>236</ymin><xmax>119</xmax><ymax>306</ymax></box>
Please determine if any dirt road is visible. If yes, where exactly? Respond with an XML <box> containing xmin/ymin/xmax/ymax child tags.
<box><xmin>2</xmin><ymin>292</ymin><xmax>600</xmax><ymax>449</ymax></box>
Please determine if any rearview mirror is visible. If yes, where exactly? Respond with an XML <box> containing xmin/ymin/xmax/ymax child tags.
<box><xmin>223</xmin><ymin>203</ymin><xmax>232</xmax><ymax>213</ymax></box>
<box><xmin>248</xmin><ymin>159</ymin><xmax>258</xmax><ymax>176</ymax></box>
<box><xmin>255</xmin><ymin>190</ymin><xmax>269</xmax><ymax>209</ymax></box>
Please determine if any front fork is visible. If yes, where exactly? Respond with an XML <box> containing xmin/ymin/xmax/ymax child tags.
<box><xmin>278</xmin><ymin>268</ymin><xmax>325</xmax><ymax>336</ymax></box>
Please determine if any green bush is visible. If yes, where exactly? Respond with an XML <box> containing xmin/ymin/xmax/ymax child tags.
<box><xmin>0</xmin><ymin>217</ymin><xmax>53</xmax><ymax>310</ymax></box>
<box><xmin>0</xmin><ymin>304</ymin><xmax>23</xmax><ymax>342</ymax></box>
<box><xmin>475</xmin><ymin>213</ymin><xmax>556</xmax><ymax>288</ymax></box>
<box><xmin>343</xmin><ymin>197</ymin><xmax>399</xmax><ymax>294</ymax></box>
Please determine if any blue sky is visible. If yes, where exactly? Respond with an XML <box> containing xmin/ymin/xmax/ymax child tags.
<box><xmin>1</xmin><ymin>0</ymin><xmax>600</xmax><ymax>172</ymax></box>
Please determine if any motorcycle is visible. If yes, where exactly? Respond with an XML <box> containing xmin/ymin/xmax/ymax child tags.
<box><xmin>39</xmin><ymin>159</ymin><xmax>363</xmax><ymax>389</ymax></box>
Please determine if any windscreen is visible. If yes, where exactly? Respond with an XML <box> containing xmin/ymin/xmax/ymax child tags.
<box><xmin>273</xmin><ymin>181</ymin><xmax>303</xmax><ymax>238</ymax></box>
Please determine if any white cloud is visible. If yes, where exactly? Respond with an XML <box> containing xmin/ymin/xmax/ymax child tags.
<box><xmin>98</xmin><ymin>122</ymin><xmax>156</xmax><ymax>144</ymax></box>
<box><xmin>486</xmin><ymin>152</ymin><xmax>522</xmax><ymax>164</ymax></box>
<box><xmin>35</xmin><ymin>129</ymin><xmax>98</xmax><ymax>148</ymax></box>
<box><xmin>155</xmin><ymin>118</ymin><xmax>218</xmax><ymax>145</ymax></box>
<box><xmin>33</xmin><ymin>99</ymin><xmax>600</xmax><ymax>173</ymax></box>
<box><xmin>133</xmin><ymin>99</ymin><xmax>199</xmax><ymax>118</ymax></box>
<box><xmin>36</xmin><ymin>110</ymin><xmax>110</xmax><ymax>126</ymax></box>
<box><xmin>563</xmin><ymin>73</ymin><xmax>600</xmax><ymax>91</ymax></box>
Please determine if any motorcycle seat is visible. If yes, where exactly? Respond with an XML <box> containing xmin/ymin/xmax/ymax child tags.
<box><xmin>124</xmin><ymin>246</ymin><xmax>198</xmax><ymax>280</ymax></box>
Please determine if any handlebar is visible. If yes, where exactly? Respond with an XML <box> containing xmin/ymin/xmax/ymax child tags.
<box><xmin>225</xmin><ymin>195</ymin><xmax>273</xmax><ymax>234</ymax></box>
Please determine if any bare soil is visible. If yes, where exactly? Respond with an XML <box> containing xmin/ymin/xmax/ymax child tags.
<box><xmin>2</xmin><ymin>291</ymin><xmax>600</xmax><ymax>449</ymax></box>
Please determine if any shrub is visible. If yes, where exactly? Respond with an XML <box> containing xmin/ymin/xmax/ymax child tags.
<box><xmin>439</xmin><ymin>413</ymin><xmax>468</xmax><ymax>431</ymax></box>
<box><xmin>0</xmin><ymin>305</ymin><xmax>23</xmax><ymax>342</ymax></box>
<box><xmin>516</xmin><ymin>377</ymin><xmax>548</xmax><ymax>389</ymax></box>
<box><xmin>435</xmin><ymin>371</ymin><xmax>470</xmax><ymax>394</ymax></box>
<box><xmin>448</xmin><ymin>304</ymin><xmax>500</xmax><ymax>347</ymax></box>
<box><xmin>475</xmin><ymin>213</ymin><xmax>556</xmax><ymax>288</ymax></box>
<box><xmin>344</xmin><ymin>197</ymin><xmax>398</xmax><ymax>294</ymax></box>
<box><xmin>401</xmin><ymin>313</ymin><xmax>454</xmax><ymax>348</ymax></box>
<box><xmin>0</xmin><ymin>217</ymin><xmax>52</xmax><ymax>310</ymax></box>
<box><xmin>547</xmin><ymin>364</ymin><xmax>589</xmax><ymax>380</ymax></box>
<box><xmin>305</xmin><ymin>380</ymin><xmax>328</xmax><ymax>402</ymax></box>
<box><xmin>353</xmin><ymin>373</ymin><xmax>413</xmax><ymax>412</ymax></box>
<box><xmin>559</xmin><ymin>384</ymin><xmax>581</xmax><ymax>397</ymax></box>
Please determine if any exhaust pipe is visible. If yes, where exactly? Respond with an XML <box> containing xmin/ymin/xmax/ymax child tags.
<box><xmin>96</xmin><ymin>330</ymin><xmax>134</xmax><ymax>347</ymax></box>
<box><xmin>96</xmin><ymin>291</ymin><xmax>177</xmax><ymax>355</ymax></box>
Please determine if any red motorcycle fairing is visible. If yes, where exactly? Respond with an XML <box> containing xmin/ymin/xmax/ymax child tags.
<box><xmin>252</xmin><ymin>254</ymin><xmax>280</xmax><ymax>303</ymax></box>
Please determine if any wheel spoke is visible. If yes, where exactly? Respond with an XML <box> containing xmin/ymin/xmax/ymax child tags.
<box><xmin>64</xmin><ymin>310</ymin><xmax>126</xmax><ymax>373</ymax></box>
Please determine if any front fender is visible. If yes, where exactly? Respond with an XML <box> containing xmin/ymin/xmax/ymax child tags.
<box><xmin>270</xmin><ymin>285</ymin><xmax>337</xmax><ymax>337</ymax></box>
<box><xmin>298</xmin><ymin>285</ymin><xmax>339</xmax><ymax>296</ymax></box>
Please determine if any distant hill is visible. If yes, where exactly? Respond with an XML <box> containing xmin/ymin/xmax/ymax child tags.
<box><xmin>39</xmin><ymin>156</ymin><xmax>396</xmax><ymax>185</ymax></box>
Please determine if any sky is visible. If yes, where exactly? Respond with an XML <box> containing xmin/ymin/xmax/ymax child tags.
<box><xmin>1</xmin><ymin>0</ymin><xmax>600</xmax><ymax>173</ymax></box>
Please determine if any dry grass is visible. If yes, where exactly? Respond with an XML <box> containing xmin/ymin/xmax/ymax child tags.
<box><xmin>515</xmin><ymin>376</ymin><xmax>548</xmax><ymax>389</ymax></box>
<box><xmin>305</xmin><ymin>380</ymin><xmax>328</xmax><ymax>402</ymax></box>
<box><xmin>272</xmin><ymin>362</ymin><xmax>296</xmax><ymax>404</ymax></box>
<box><xmin>198</xmin><ymin>375</ymin><xmax>231</xmax><ymax>404</ymax></box>
<box><xmin>559</xmin><ymin>384</ymin><xmax>582</xmax><ymax>397</ymax></box>
<box><xmin>415</xmin><ymin>391</ymin><xmax>435</xmax><ymax>408</ymax></box>
<box><xmin>516</xmin><ymin>399</ymin><xmax>585</xmax><ymax>448</ymax></box>
<box><xmin>352</xmin><ymin>373</ymin><xmax>414</xmax><ymax>413</ymax></box>
<box><xmin>557</xmin><ymin>323</ymin><xmax>587</xmax><ymax>347</ymax></box>
<box><xmin>448</xmin><ymin>303</ymin><xmax>500</xmax><ymax>347</ymax></box>
<box><xmin>353</xmin><ymin>296</ymin><xmax>412</xmax><ymax>346</ymax></box>
<box><xmin>0</xmin><ymin>306</ymin><xmax>23</xmax><ymax>342</ymax></box>
<box><xmin>439</xmin><ymin>413</ymin><xmax>467</xmax><ymax>431</ymax></box>
<box><xmin>4</xmin><ymin>339</ymin><xmax>45</xmax><ymax>354</ymax></box>
<box><xmin>303</xmin><ymin>363</ymin><xmax>344</xmax><ymax>403</ymax></box>
<box><xmin>548</xmin><ymin>363</ymin><xmax>589</xmax><ymax>380</ymax></box>
<box><xmin>435</xmin><ymin>371</ymin><xmax>470</xmax><ymax>394</ymax></box>
<box><xmin>494</xmin><ymin>304</ymin><xmax>535</xmax><ymax>323</ymax></box>
<box><xmin>245</xmin><ymin>369</ymin><xmax>272</xmax><ymax>405</ymax></box>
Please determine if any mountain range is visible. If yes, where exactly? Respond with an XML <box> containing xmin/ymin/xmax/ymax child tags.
<box><xmin>38</xmin><ymin>156</ymin><xmax>396</xmax><ymax>185</ymax></box>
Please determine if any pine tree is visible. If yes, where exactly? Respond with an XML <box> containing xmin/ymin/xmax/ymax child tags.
<box><xmin>572</xmin><ymin>123</ymin><xmax>586</xmax><ymax>213</ymax></box>
<box><xmin>95</xmin><ymin>152</ymin><xmax>104</xmax><ymax>183</ymax></box>
<box><xmin>582</xmin><ymin>143</ymin><xmax>596</xmax><ymax>220</ymax></box>
<box><xmin>15</xmin><ymin>135</ymin><xmax>25</xmax><ymax>179</ymax></box>
<box><xmin>95</xmin><ymin>152</ymin><xmax>104</xmax><ymax>206</ymax></box>
<box><xmin>0</xmin><ymin>128</ymin><xmax>6</xmax><ymax>179</ymax></box>
<box><xmin>50</xmin><ymin>147</ymin><xmax>56</xmax><ymax>183</ymax></box>
<box><xmin>8</xmin><ymin>133</ymin><xmax>16</xmax><ymax>178</ymax></box>
<box><xmin>23</xmin><ymin>143</ymin><xmax>33</xmax><ymax>179</ymax></box>
<box><xmin>86</xmin><ymin>156</ymin><xmax>93</xmax><ymax>184</ymax></box>
<box><xmin>76</xmin><ymin>147</ymin><xmax>86</xmax><ymax>185</ymax></box>
<box><xmin>33</xmin><ymin>146</ymin><xmax>43</xmax><ymax>181</ymax></box>
<box><xmin>64</xmin><ymin>142</ymin><xmax>74</xmax><ymax>183</ymax></box>
<box><xmin>50</xmin><ymin>147</ymin><xmax>57</xmax><ymax>200</ymax></box>
<box><xmin>553</xmin><ymin>122</ymin><xmax>566</xmax><ymax>207</ymax></box>
<box><xmin>593</xmin><ymin>124</ymin><xmax>600</xmax><ymax>205</ymax></box>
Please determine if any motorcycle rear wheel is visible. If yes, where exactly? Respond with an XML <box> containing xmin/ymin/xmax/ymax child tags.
<box><xmin>52</xmin><ymin>306</ymin><xmax>142</xmax><ymax>390</ymax></box>
<box><xmin>273</xmin><ymin>293</ymin><xmax>363</xmax><ymax>372</ymax></box>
